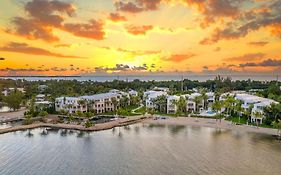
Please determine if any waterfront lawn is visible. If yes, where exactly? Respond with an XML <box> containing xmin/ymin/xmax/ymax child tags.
<box><xmin>100</xmin><ymin>105</ymin><xmax>140</xmax><ymax>117</ymax></box>
<box><xmin>226</xmin><ymin>116</ymin><xmax>247</xmax><ymax>124</ymax></box>
<box><xmin>134</xmin><ymin>106</ymin><xmax>146</xmax><ymax>114</ymax></box>
<box><xmin>118</xmin><ymin>105</ymin><xmax>140</xmax><ymax>116</ymax></box>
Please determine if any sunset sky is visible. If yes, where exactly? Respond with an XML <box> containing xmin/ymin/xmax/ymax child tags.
<box><xmin>0</xmin><ymin>0</ymin><xmax>280</xmax><ymax>76</ymax></box>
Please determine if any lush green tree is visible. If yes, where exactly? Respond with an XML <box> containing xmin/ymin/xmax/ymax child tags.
<box><xmin>273</xmin><ymin>119</ymin><xmax>281</xmax><ymax>137</ymax></box>
<box><xmin>212</xmin><ymin>100</ymin><xmax>222</xmax><ymax>114</ymax></box>
<box><xmin>193</xmin><ymin>96</ymin><xmax>202</xmax><ymax>113</ymax></box>
<box><xmin>76</xmin><ymin>110</ymin><xmax>84</xmax><ymax>118</ymax></box>
<box><xmin>234</xmin><ymin>100</ymin><xmax>243</xmax><ymax>123</ymax></box>
<box><xmin>23</xmin><ymin>114</ymin><xmax>32</xmax><ymax>125</ymax></box>
<box><xmin>147</xmin><ymin>108</ymin><xmax>155</xmax><ymax>117</ymax></box>
<box><xmin>200</xmin><ymin>89</ymin><xmax>208</xmax><ymax>110</ymax></box>
<box><xmin>223</xmin><ymin>95</ymin><xmax>236</xmax><ymax>116</ymax></box>
<box><xmin>176</xmin><ymin>96</ymin><xmax>187</xmax><ymax>116</ymax></box>
<box><xmin>253</xmin><ymin>111</ymin><xmax>263</xmax><ymax>127</ymax></box>
<box><xmin>111</xmin><ymin>97</ymin><xmax>118</xmax><ymax>111</ymax></box>
<box><xmin>263</xmin><ymin>103</ymin><xmax>281</xmax><ymax>125</ymax></box>
<box><xmin>153</xmin><ymin>95</ymin><xmax>167</xmax><ymax>113</ymax></box>
<box><xmin>3</xmin><ymin>90</ymin><xmax>23</xmax><ymax>111</ymax></box>
<box><xmin>38</xmin><ymin>111</ymin><xmax>48</xmax><ymax>117</ymax></box>
<box><xmin>85</xmin><ymin>121</ymin><xmax>94</xmax><ymax>128</ymax></box>
<box><xmin>244</xmin><ymin>104</ymin><xmax>254</xmax><ymax>122</ymax></box>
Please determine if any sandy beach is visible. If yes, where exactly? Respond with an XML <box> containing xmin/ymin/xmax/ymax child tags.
<box><xmin>143</xmin><ymin>117</ymin><xmax>279</xmax><ymax>136</ymax></box>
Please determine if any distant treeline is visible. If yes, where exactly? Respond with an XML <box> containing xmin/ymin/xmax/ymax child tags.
<box><xmin>0</xmin><ymin>76</ymin><xmax>280</xmax><ymax>102</ymax></box>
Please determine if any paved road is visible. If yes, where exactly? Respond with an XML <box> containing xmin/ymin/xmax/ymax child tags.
<box><xmin>0</xmin><ymin>108</ymin><xmax>26</xmax><ymax>122</ymax></box>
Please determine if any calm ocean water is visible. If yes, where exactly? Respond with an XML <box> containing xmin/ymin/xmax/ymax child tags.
<box><xmin>0</xmin><ymin>124</ymin><xmax>281</xmax><ymax>175</ymax></box>
<box><xmin>0</xmin><ymin>74</ymin><xmax>280</xmax><ymax>82</ymax></box>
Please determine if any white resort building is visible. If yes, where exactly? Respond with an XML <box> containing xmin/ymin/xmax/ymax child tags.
<box><xmin>144</xmin><ymin>90</ymin><xmax>167</xmax><ymax>109</ymax></box>
<box><xmin>167</xmin><ymin>95</ymin><xmax>180</xmax><ymax>114</ymax></box>
<box><xmin>55</xmin><ymin>89</ymin><xmax>133</xmax><ymax>114</ymax></box>
<box><xmin>143</xmin><ymin>88</ymin><xmax>278</xmax><ymax>124</ymax></box>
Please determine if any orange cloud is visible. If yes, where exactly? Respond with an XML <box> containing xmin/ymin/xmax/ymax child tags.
<box><xmin>0</xmin><ymin>42</ymin><xmax>84</xmax><ymax>59</ymax></box>
<box><xmin>247</xmin><ymin>41</ymin><xmax>268</xmax><ymax>46</ymax></box>
<box><xmin>163</xmin><ymin>54</ymin><xmax>195</xmax><ymax>62</ymax></box>
<box><xmin>224</xmin><ymin>53</ymin><xmax>265</xmax><ymax>62</ymax></box>
<box><xmin>268</xmin><ymin>23</ymin><xmax>281</xmax><ymax>38</ymax></box>
<box><xmin>115</xmin><ymin>0</ymin><xmax>161</xmax><ymax>13</ymax></box>
<box><xmin>126</xmin><ymin>25</ymin><xmax>153</xmax><ymax>35</ymax></box>
<box><xmin>63</xmin><ymin>20</ymin><xmax>105</xmax><ymax>40</ymax></box>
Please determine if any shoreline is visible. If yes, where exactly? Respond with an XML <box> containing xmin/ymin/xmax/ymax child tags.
<box><xmin>142</xmin><ymin>117</ymin><xmax>280</xmax><ymax>136</ymax></box>
<box><xmin>0</xmin><ymin>116</ymin><xmax>146</xmax><ymax>135</ymax></box>
<box><xmin>1</xmin><ymin>116</ymin><xmax>279</xmax><ymax>137</ymax></box>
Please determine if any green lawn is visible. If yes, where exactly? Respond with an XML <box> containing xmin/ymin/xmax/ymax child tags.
<box><xmin>226</xmin><ymin>116</ymin><xmax>247</xmax><ymax>124</ymax></box>
<box><xmin>225</xmin><ymin>116</ymin><xmax>275</xmax><ymax>128</ymax></box>
<box><xmin>134</xmin><ymin>106</ymin><xmax>146</xmax><ymax>114</ymax></box>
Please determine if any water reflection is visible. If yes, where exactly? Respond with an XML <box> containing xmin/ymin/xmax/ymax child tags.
<box><xmin>134</xmin><ymin>125</ymin><xmax>140</xmax><ymax>133</ymax></box>
<box><xmin>40</xmin><ymin>129</ymin><xmax>48</xmax><ymax>136</ymax></box>
<box><xmin>60</xmin><ymin>129</ymin><xmax>68</xmax><ymax>137</ymax></box>
<box><xmin>26</xmin><ymin>129</ymin><xmax>33</xmax><ymax>137</ymax></box>
<box><xmin>0</xmin><ymin>124</ymin><xmax>281</xmax><ymax>175</ymax></box>
<box><xmin>167</xmin><ymin>125</ymin><xmax>186</xmax><ymax>135</ymax></box>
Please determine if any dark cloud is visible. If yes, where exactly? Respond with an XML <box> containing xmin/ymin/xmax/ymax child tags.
<box><xmin>239</xmin><ymin>59</ymin><xmax>281</xmax><ymax>67</ymax></box>
<box><xmin>125</xmin><ymin>25</ymin><xmax>153</xmax><ymax>35</ymax></box>
<box><xmin>0</xmin><ymin>42</ymin><xmax>85</xmax><ymax>59</ymax></box>
<box><xmin>185</xmin><ymin>0</ymin><xmax>241</xmax><ymax>28</ymax></box>
<box><xmin>163</xmin><ymin>54</ymin><xmax>196</xmax><ymax>62</ymax></box>
<box><xmin>95</xmin><ymin>64</ymin><xmax>149</xmax><ymax>73</ymax></box>
<box><xmin>203</xmin><ymin>66</ymin><xmax>209</xmax><ymax>70</ymax></box>
<box><xmin>8</xmin><ymin>0</ymin><xmax>105</xmax><ymax>42</ymax></box>
<box><xmin>0</xmin><ymin>66</ymin><xmax>73</xmax><ymax>74</ymax></box>
<box><xmin>108</xmin><ymin>13</ymin><xmax>127</xmax><ymax>22</ymax></box>
<box><xmin>8</xmin><ymin>0</ymin><xmax>75</xmax><ymax>42</ymax></box>
<box><xmin>200</xmin><ymin>1</ymin><xmax>281</xmax><ymax>44</ymax></box>
<box><xmin>8</xmin><ymin>17</ymin><xmax>60</xmax><ymax>42</ymax></box>
<box><xmin>115</xmin><ymin>0</ymin><xmax>161</xmax><ymax>13</ymax></box>
<box><xmin>224</xmin><ymin>53</ymin><xmax>265</xmax><ymax>62</ymax></box>
<box><xmin>24</xmin><ymin>0</ymin><xmax>75</xmax><ymax>26</ymax></box>
<box><xmin>247</xmin><ymin>41</ymin><xmax>268</xmax><ymax>46</ymax></box>
<box><xmin>0</xmin><ymin>57</ymin><xmax>5</xmax><ymax>60</ymax></box>
<box><xmin>63</xmin><ymin>19</ymin><xmax>105</xmax><ymax>40</ymax></box>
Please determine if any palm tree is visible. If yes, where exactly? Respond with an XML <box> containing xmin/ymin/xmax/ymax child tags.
<box><xmin>224</xmin><ymin>95</ymin><xmax>236</xmax><ymax>116</ymax></box>
<box><xmin>147</xmin><ymin>108</ymin><xmax>155</xmax><ymax>117</ymax></box>
<box><xmin>171</xmin><ymin>99</ymin><xmax>178</xmax><ymax>115</ymax></box>
<box><xmin>244</xmin><ymin>104</ymin><xmax>254</xmax><ymax>123</ymax></box>
<box><xmin>200</xmin><ymin>90</ymin><xmax>208</xmax><ymax>110</ymax></box>
<box><xmin>263</xmin><ymin>103</ymin><xmax>281</xmax><ymax>123</ymax></box>
<box><xmin>253</xmin><ymin>111</ymin><xmax>263</xmax><ymax>128</ymax></box>
<box><xmin>212</xmin><ymin>100</ymin><xmax>222</xmax><ymax>114</ymax></box>
<box><xmin>212</xmin><ymin>100</ymin><xmax>223</xmax><ymax>122</ymax></box>
<box><xmin>153</xmin><ymin>95</ymin><xmax>167</xmax><ymax>113</ymax></box>
<box><xmin>214</xmin><ymin>91</ymin><xmax>222</xmax><ymax>102</ymax></box>
<box><xmin>177</xmin><ymin>96</ymin><xmax>187</xmax><ymax>116</ymax></box>
<box><xmin>234</xmin><ymin>100</ymin><xmax>243</xmax><ymax>123</ymax></box>
<box><xmin>77</xmin><ymin>99</ymin><xmax>86</xmax><ymax>111</ymax></box>
<box><xmin>193</xmin><ymin>96</ymin><xmax>202</xmax><ymax>113</ymax></box>
<box><xmin>111</xmin><ymin>97</ymin><xmax>118</xmax><ymax>112</ymax></box>
<box><xmin>273</xmin><ymin>119</ymin><xmax>281</xmax><ymax>137</ymax></box>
